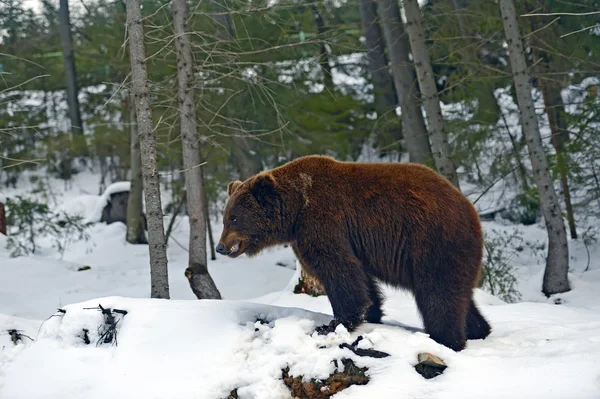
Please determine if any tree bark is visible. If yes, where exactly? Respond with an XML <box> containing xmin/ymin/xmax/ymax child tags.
<box><xmin>126</xmin><ymin>92</ymin><xmax>148</xmax><ymax>245</ymax></box>
<box><xmin>309</xmin><ymin>4</ymin><xmax>333</xmax><ymax>88</ymax></box>
<box><xmin>377</xmin><ymin>0</ymin><xmax>432</xmax><ymax>164</ymax></box>
<box><xmin>524</xmin><ymin>7</ymin><xmax>577</xmax><ymax>240</ymax></box>
<box><xmin>126</xmin><ymin>0</ymin><xmax>170</xmax><ymax>299</ymax></box>
<box><xmin>172</xmin><ymin>0</ymin><xmax>221</xmax><ymax>299</ymax></box>
<box><xmin>0</xmin><ymin>201</ymin><xmax>6</xmax><ymax>236</ymax></box>
<box><xmin>499</xmin><ymin>0</ymin><xmax>570</xmax><ymax>296</ymax></box>
<box><xmin>537</xmin><ymin>71</ymin><xmax>577</xmax><ymax>239</ymax></box>
<box><xmin>358</xmin><ymin>0</ymin><xmax>396</xmax><ymax>109</ymax></box>
<box><xmin>403</xmin><ymin>0</ymin><xmax>459</xmax><ymax>187</ymax></box>
<box><xmin>58</xmin><ymin>0</ymin><xmax>83</xmax><ymax>136</ymax></box>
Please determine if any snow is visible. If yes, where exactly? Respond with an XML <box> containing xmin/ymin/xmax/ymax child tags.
<box><xmin>2</xmin><ymin>158</ymin><xmax>600</xmax><ymax>398</ymax></box>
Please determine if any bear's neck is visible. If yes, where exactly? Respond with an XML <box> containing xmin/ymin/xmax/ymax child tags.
<box><xmin>271</xmin><ymin>166</ymin><xmax>314</xmax><ymax>243</ymax></box>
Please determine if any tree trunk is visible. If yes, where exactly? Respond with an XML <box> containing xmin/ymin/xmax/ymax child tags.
<box><xmin>126</xmin><ymin>92</ymin><xmax>148</xmax><ymax>245</ymax></box>
<box><xmin>377</xmin><ymin>0</ymin><xmax>432</xmax><ymax>164</ymax></box>
<box><xmin>403</xmin><ymin>0</ymin><xmax>459</xmax><ymax>187</ymax></box>
<box><xmin>499</xmin><ymin>0</ymin><xmax>570</xmax><ymax>296</ymax></box>
<box><xmin>172</xmin><ymin>0</ymin><xmax>221</xmax><ymax>300</ymax></box>
<box><xmin>232</xmin><ymin>136</ymin><xmax>261</xmax><ymax>180</ymax></box>
<box><xmin>0</xmin><ymin>201</ymin><xmax>6</xmax><ymax>236</ymax></box>
<box><xmin>358</xmin><ymin>0</ymin><xmax>396</xmax><ymax>109</ymax></box>
<box><xmin>203</xmin><ymin>168</ymin><xmax>217</xmax><ymax>261</ymax></box>
<box><xmin>126</xmin><ymin>0</ymin><xmax>170</xmax><ymax>299</ymax></box>
<box><xmin>524</xmin><ymin>8</ymin><xmax>577</xmax><ymax>240</ymax></box>
<box><xmin>537</xmin><ymin>72</ymin><xmax>577</xmax><ymax>239</ymax></box>
<box><xmin>208</xmin><ymin>0</ymin><xmax>261</xmax><ymax>180</ymax></box>
<box><xmin>58</xmin><ymin>0</ymin><xmax>83</xmax><ymax>136</ymax></box>
<box><xmin>309</xmin><ymin>4</ymin><xmax>333</xmax><ymax>88</ymax></box>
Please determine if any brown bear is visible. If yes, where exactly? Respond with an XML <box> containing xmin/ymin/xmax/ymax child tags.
<box><xmin>216</xmin><ymin>155</ymin><xmax>491</xmax><ymax>351</ymax></box>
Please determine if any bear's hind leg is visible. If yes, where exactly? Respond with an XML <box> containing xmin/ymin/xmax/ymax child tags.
<box><xmin>365</xmin><ymin>277</ymin><xmax>385</xmax><ymax>324</ymax></box>
<box><xmin>414</xmin><ymin>286</ymin><xmax>469</xmax><ymax>351</ymax></box>
<box><xmin>466</xmin><ymin>299</ymin><xmax>491</xmax><ymax>340</ymax></box>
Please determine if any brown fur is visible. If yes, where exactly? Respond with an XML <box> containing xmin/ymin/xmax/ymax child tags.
<box><xmin>217</xmin><ymin>155</ymin><xmax>491</xmax><ymax>351</ymax></box>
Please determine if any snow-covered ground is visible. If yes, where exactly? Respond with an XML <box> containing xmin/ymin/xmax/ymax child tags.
<box><xmin>1</xmin><ymin>171</ymin><xmax>600</xmax><ymax>398</ymax></box>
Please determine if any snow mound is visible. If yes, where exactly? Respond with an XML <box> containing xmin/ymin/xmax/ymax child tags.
<box><xmin>0</xmin><ymin>297</ymin><xmax>375</xmax><ymax>399</ymax></box>
<box><xmin>2</xmin><ymin>294</ymin><xmax>600</xmax><ymax>399</ymax></box>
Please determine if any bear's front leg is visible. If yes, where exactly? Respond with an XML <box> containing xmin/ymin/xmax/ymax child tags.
<box><xmin>299</xmin><ymin>247</ymin><xmax>371</xmax><ymax>335</ymax></box>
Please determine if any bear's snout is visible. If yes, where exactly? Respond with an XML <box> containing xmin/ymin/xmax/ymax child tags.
<box><xmin>215</xmin><ymin>243</ymin><xmax>227</xmax><ymax>255</ymax></box>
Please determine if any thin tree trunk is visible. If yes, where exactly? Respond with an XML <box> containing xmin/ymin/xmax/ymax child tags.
<box><xmin>208</xmin><ymin>0</ymin><xmax>261</xmax><ymax>180</ymax></box>
<box><xmin>172</xmin><ymin>0</ymin><xmax>221</xmax><ymax>300</ymax></box>
<box><xmin>203</xmin><ymin>168</ymin><xmax>217</xmax><ymax>261</ymax></box>
<box><xmin>538</xmin><ymin>75</ymin><xmax>577</xmax><ymax>239</ymax></box>
<box><xmin>377</xmin><ymin>0</ymin><xmax>432</xmax><ymax>164</ymax></box>
<box><xmin>232</xmin><ymin>136</ymin><xmax>261</xmax><ymax>180</ymax></box>
<box><xmin>0</xmin><ymin>201</ymin><xmax>6</xmax><ymax>236</ymax></box>
<box><xmin>402</xmin><ymin>0</ymin><xmax>459</xmax><ymax>187</ymax></box>
<box><xmin>58</xmin><ymin>0</ymin><xmax>83</xmax><ymax>136</ymax></box>
<box><xmin>358</xmin><ymin>0</ymin><xmax>396</xmax><ymax>109</ymax></box>
<box><xmin>499</xmin><ymin>0</ymin><xmax>570</xmax><ymax>296</ymax></box>
<box><xmin>126</xmin><ymin>92</ymin><xmax>148</xmax><ymax>245</ymax></box>
<box><xmin>524</xmin><ymin>7</ymin><xmax>577</xmax><ymax>239</ymax></box>
<box><xmin>309</xmin><ymin>4</ymin><xmax>333</xmax><ymax>88</ymax></box>
<box><xmin>126</xmin><ymin>0</ymin><xmax>170</xmax><ymax>299</ymax></box>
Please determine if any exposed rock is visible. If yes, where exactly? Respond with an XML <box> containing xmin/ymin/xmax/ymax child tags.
<box><xmin>224</xmin><ymin>389</ymin><xmax>238</xmax><ymax>399</ymax></box>
<box><xmin>415</xmin><ymin>352</ymin><xmax>447</xmax><ymax>379</ymax></box>
<box><xmin>282</xmin><ymin>358</ymin><xmax>369</xmax><ymax>399</ymax></box>
<box><xmin>100</xmin><ymin>191</ymin><xmax>147</xmax><ymax>229</ymax></box>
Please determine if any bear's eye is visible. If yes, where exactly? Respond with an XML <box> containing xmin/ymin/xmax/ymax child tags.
<box><xmin>229</xmin><ymin>216</ymin><xmax>237</xmax><ymax>223</ymax></box>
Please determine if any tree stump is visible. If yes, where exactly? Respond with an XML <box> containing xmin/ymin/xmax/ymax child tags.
<box><xmin>294</xmin><ymin>268</ymin><xmax>327</xmax><ymax>297</ymax></box>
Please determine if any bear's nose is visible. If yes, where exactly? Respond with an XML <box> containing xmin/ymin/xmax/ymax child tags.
<box><xmin>216</xmin><ymin>243</ymin><xmax>227</xmax><ymax>255</ymax></box>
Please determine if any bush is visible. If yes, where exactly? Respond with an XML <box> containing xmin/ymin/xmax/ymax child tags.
<box><xmin>5</xmin><ymin>196</ymin><xmax>91</xmax><ymax>258</ymax></box>
<box><xmin>481</xmin><ymin>229</ymin><xmax>524</xmax><ymax>303</ymax></box>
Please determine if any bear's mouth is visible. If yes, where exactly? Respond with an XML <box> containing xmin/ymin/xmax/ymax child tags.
<box><xmin>227</xmin><ymin>240</ymin><xmax>244</xmax><ymax>258</ymax></box>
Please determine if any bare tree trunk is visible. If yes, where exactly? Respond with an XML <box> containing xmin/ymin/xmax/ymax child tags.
<box><xmin>499</xmin><ymin>0</ymin><xmax>570</xmax><ymax>296</ymax></box>
<box><xmin>126</xmin><ymin>92</ymin><xmax>148</xmax><ymax>245</ymax></box>
<box><xmin>172</xmin><ymin>0</ymin><xmax>221</xmax><ymax>299</ymax></box>
<box><xmin>0</xmin><ymin>201</ymin><xmax>6</xmax><ymax>236</ymax></box>
<box><xmin>403</xmin><ymin>0</ymin><xmax>459</xmax><ymax>187</ymax></box>
<box><xmin>309</xmin><ymin>4</ymin><xmax>333</xmax><ymax>88</ymax></box>
<box><xmin>203</xmin><ymin>168</ymin><xmax>217</xmax><ymax>261</ymax></box>
<box><xmin>58</xmin><ymin>0</ymin><xmax>83</xmax><ymax>136</ymax></box>
<box><xmin>377</xmin><ymin>0</ymin><xmax>432</xmax><ymax>164</ymax></box>
<box><xmin>524</xmin><ymin>7</ymin><xmax>577</xmax><ymax>240</ymax></box>
<box><xmin>232</xmin><ymin>136</ymin><xmax>261</xmax><ymax>180</ymax></box>
<box><xmin>126</xmin><ymin>0</ymin><xmax>170</xmax><ymax>299</ymax></box>
<box><xmin>358</xmin><ymin>0</ymin><xmax>396</xmax><ymax>109</ymax></box>
<box><xmin>208</xmin><ymin>0</ymin><xmax>261</xmax><ymax>179</ymax></box>
<box><xmin>538</xmin><ymin>74</ymin><xmax>577</xmax><ymax>239</ymax></box>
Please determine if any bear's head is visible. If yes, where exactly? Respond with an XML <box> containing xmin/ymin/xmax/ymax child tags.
<box><xmin>216</xmin><ymin>173</ymin><xmax>283</xmax><ymax>258</ymax></box>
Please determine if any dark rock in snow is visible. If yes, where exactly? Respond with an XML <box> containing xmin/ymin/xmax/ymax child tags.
<box><xmin>414</xmin><ymin>352</ymin><xmax>447</xmax><ymax>379</ymax></box>
<box><xmin>100</xmin><ymin>191</ymin><xmax>147</xmax><ymax>230</ymax></box>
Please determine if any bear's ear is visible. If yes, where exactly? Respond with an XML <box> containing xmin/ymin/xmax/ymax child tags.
<box><xmin>250</xmin><ymin>174</ymin><xmax>278</xmax><ymax>207</ymax></box>
<box><xmin>227</xmin><ymin>180</ymin><xmax>243</xmax><ymax>197</ymax></box>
